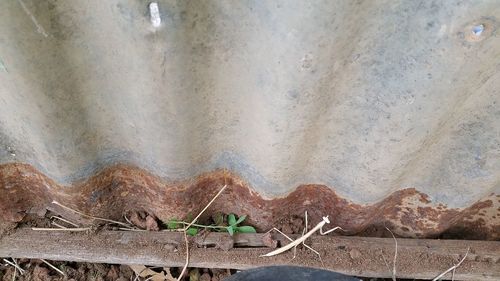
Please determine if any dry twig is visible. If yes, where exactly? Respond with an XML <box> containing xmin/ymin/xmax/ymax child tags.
<box><xmin>432</xmin><ymin>248</ymin><xmax>470</xmax><ymax>281</ymax></box>
<box><xmin>32</xmin><ymin>227</ymin><xmax>91</xmax><ymax>231</ymax></box>
<box><xmin>124</xmin><ymin>214</ymin><xmax>137</xmax><ymax>228</ymax></box>
<box><xmin>177</xmin><ymin>183</ymin><xmax>228</xmax><ymax>281</ymax></box>
<box><xmin>51</xmin><ymin>200</ymin><xmax>133</xmax><ymax>228</ymax></box>
<box><xmin>3</xmin><ymin>258</ymin><xmax>25</xmax><ymax>275</ymax></box>
<box><xmin>51</xmin><ymin>216</ymin><xmax>79</xmax><ymax>227</ymax></box>
<box><xmin>51</xmin><ymin>222</ymin><xmax>67</xmax><ymax>229</ymax></box>
<box><xmin>41</xmin><ymin>259</ymin><xmax>66</xmax><ymax>276</ymax></box>
<box><xmin>118</xmin><ymin>227</ymin><xmax>146</xmax><ymax>232</ymax></box>
<box><xmin>385</xmin><ymin>227</ymin><xmax>397</xmax><ymax>281</ymax></box>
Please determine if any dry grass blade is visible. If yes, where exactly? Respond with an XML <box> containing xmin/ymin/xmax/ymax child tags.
<box><xmin>52</xmin><ymin>200</ymin><xmax>132</xmax><ymax>228</ymax></box>
<box><xmin>178</xmin><ymin>231</ymin><xmax>189</xmax><ymax>280</ymax></box>
<box><xmin>182</xmin><ymin>184</ymin><xmax>228</xmax><ymax>232</ymax></box>
<box><xmin>12</xmin><ymin>258</ymin><xmax>20</xmax><ymax>270</ymax></box>
<box><xmin>119</xmin><ymin>227</ymin><xmax>147</xmax><ymax>232</ymax></box>
<box><xmin>177</xmin><ymin>183</ymin><xmax>228</xmax><ymax>281</ymax></box>
<box><xmin>51</xmin><ymin>222</ymin><xmax>67</xmax><ymax>229</ymax></box>
<box><xmin>123</xmin><ymin>214</ymin><xmax>134</xmax><ymax>225</ymax></box>
<box><xmin>51</xmin><ymin>216</ymin><xmax>79</xmax><ymax>227</ymax></box>
<box><xmin>432</xmin><ymin>247</ymin><xmax>470</xmax><ymax>281</ymax></box>
<box><xmin>41</xmin><ymin>259</ymin><xmax>65</xmax><ymax>276</ymax></box>
<box><xmin>32</xmin><ymin>227</ymin><xmax>91</xmax><ymax>231</ymax></box>
<box><xmin>3</xmin><ymin>258</ymin><xmax>25</xmax><ymax>275</ymax></box>
<box><xmin>385</xmin><ymin>227</ymin><xmax>397</xmax><ymax>281</ymax></box>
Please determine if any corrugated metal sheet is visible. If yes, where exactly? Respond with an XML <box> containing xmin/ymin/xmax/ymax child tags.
<box><xmin>0</xmin><ymin>0</ymin><xmax>499</xmax><ymax>238</ymax></box>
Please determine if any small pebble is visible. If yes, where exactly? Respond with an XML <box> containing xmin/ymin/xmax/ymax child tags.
<box><xmin>349</xmin><ymin>248</ymin><xmax>362</xmax><ymax>259</ymax></box>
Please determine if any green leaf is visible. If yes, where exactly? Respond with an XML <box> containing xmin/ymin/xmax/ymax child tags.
<box><xmin>236</xmin><ymin>226</ymin><xmax>256</xmax><ymax>233</ymax></box>
<box><xmin>186</xmin><ymin>227</ymin><xmax>198</xmax><ymax>236</ymax></box>
<box><xmin>235</xmin><ymin>215</ymin><xmax>246</xmax><ymax>226</ymax></box>
<box><xmin>166</xmin><ymin>219</ymin><xmax>180</xmax><ymax>229</ymax></box>
<box><xmin>226</xmin><ymin>226</ymin><xmax>234</xmax><ymax>236</ymax></box>
<box><xmin>228</xmin><ymin>214</ymin><xmax>236</xmax><ymax>226</ymax></box>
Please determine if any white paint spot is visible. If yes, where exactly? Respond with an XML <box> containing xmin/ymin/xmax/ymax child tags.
<box><xmin>149</xmin><ymin>2</ymin><xmax>161</xmax><ymax>28</ymax></box>
<box><xmin>17</xmin><ymin>0</ymin><xmax>49</xmax><ymax>37</ymax></box>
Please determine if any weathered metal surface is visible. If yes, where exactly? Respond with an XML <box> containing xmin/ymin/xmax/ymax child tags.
<box><xmin>0</xmin><ymin>163</ymin><xmax>498</xmax><ymax>239</ymax></box>
<box><xmin>0</xmin><ymin>1</ymin><xmax>499</xmax><ymax>236</ymax></box>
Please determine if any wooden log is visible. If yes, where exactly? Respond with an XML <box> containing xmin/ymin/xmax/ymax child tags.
<box><xmin>0</xmin><ymin>228</ymin><xmax>498</xmax><ymax>280</ymax></box>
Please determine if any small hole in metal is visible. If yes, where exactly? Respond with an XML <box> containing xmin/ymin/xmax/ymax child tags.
<box><xmin>472</xmin><ymin>24</ymin><xmax>484</xmax><ymax>36</ymax></box>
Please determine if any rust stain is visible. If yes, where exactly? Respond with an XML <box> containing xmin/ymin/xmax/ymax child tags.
<box><xmin>0</xmin><ymin>163</ymin><xmax>498</xmax><ymax>240</ymax></box>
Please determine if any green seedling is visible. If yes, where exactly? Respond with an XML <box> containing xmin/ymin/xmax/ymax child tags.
<box><xmin>226</xmin><ymin>214</ymin><xmax>256</xmax><ymax>235</ymax></box>
<box><xmin>164</xmin><ymin>213</ymin><xmax>256</xmax><ymax>236</ymax></box>
<box><xmin>166</xmin><ymin>219</ymin><xmax>180</xmax><ymax>229</ymax></box>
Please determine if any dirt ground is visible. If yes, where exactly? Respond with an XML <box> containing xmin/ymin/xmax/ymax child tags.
<box><xmin>0</xmin><ymin>259</ymin><xmax>133</xmax><ymax>281</ymax></box>
<box><xmin>0</xmin><ymin>258</ymin><xmax>416</xmax><ymax>281</ymax></box>
<box><xmin>0</xmin><ymin>258</ymin><xmax>239</xmax><ymax>281</ymax></box>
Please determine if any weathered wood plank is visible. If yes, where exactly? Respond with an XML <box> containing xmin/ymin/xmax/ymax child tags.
<box><xmin>0</xmin><ymin>228</ymin><xmax>499</xmax><ymax>280</ymax></box>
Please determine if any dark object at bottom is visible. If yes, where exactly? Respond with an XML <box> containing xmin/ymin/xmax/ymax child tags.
<box><xmin>223</xmin><ymin>266</ymin><xmax>359</xmax><ymax>281</ymax></box>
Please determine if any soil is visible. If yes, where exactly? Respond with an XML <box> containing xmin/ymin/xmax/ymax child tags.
<box><xmin>0</xmin><ymin>259</ymin><xmax>418</xmax><ymax>281</ymax></box>
<box><xmin>0</xmin><ymin>258</ymin><xmax>444</xmax><ymax>281</ymax></box>
<box><xmin>261</xmin><ymin>232</ymin><xmax>277</xmax><ymax>249</ymax></box>
<box><xmin>0</xmin><ymin>259</ymin><xmax>135</xmax><ymax>281</ymax></box>
<box><xmin>0</xmin><ymin>259</ymin><xmax>238</xmax><ymax>281</ymax></box>
<box><xmin>126</xmin><ymin>211</ymin><xmax>159</xmax><ymax>231</ymax></box>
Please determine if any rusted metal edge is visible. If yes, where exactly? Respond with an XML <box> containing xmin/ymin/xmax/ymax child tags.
<box><xmin>0</xmin><ymin>228</ymin><xmax>499</xmax><ymax>280</ymax></box>
<box><xmin>1</xmin><ymin>163</ymin><xmax>499</xmax><ymax>240</ymax></box>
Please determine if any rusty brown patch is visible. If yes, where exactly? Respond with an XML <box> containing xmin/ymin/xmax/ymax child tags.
<box><xmin>0</xmin><ymin>163</ymin><xmax>498</xmax><ymax>240</ymax></box>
